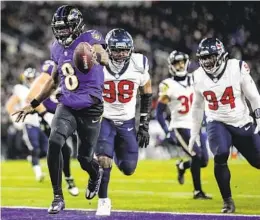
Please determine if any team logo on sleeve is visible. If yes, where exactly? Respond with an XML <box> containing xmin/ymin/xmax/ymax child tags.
<box><xmin>91</xmin><ymin>31</ymin><xmax>102</xmax><ymax>41</ymax></box>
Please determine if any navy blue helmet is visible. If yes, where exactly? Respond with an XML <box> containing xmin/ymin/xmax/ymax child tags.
<box><xmin>168</xmin><ymin>50</ymin><xmax>189</xmax><ymax>77</ymax></box>
<box><xmin>105</xmin><ymin>28</ymin><xmax>134</xmax><ymax>64</ymax></box>
<box><xmin>51</xmin><ymin>5</ymin><xmax>85</xmax><ymax>47</ymax></box>
<box><xmin>196</xmin><ymin>38</ymin><xmax>228</xmax><ymax>75</ymax></box>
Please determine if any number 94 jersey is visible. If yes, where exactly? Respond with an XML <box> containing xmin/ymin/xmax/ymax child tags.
<box><xmin>103</xmin><ymin>53</ymin><xmax>150</xmax><ymax>121</ymax></box>
<box><xmin>158</xmin><ymin>75</ymin><xmax>193</xmax><ymax>129</ymax></box>
<box><xmin>193</xmin><ymin>59</ymin><xmax>253</xmax><ymax>127</ymax></box>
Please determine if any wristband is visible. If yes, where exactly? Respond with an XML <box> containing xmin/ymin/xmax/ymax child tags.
<box><xmin>30</xmin><ymin>99</ymin><xmax>40</xmax><ymax>108</ymax></box>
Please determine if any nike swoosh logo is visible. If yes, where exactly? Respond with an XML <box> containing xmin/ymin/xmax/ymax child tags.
<box><xmin>245</xmin><ymin>126</ymin><xmax>250</xmax><ymax>131</ymax></box>
<box><xmin>127</xmin><ymin>127</ymin><xmax>134</xmax><ymax>131</ymax></box>
<box><xmin>92</xmin><ymin>119</ymin><xmax>99</xmax><ymax>123</ymax></box>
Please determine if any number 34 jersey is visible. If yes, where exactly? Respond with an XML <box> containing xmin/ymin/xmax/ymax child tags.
<box><xmin>103</xmin><ymin>53</ymin><xmax>150</xmax><ymax>121</ymax></box>
<box><xmin>193</xmin><ymin>59</ymin><xmax>253</xmax><ymax>127</ymax></box>
<box><xmin>158</xmin><ymin>75</ymin><xmax>193</xmax><ymax>129</ymax></box>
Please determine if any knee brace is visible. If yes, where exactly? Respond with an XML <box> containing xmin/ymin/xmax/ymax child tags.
<box><xmin>214</xmin><ymin>153</ymin><xmax>229</xmax><ymax>165</ymax></box>
<box><xmin>119</xmin><ymin>161</ymin><xmax>137</xmax><ymax>176</ymax></box>
<box><xmin>98</xmin><ymin>155</ymin><xmax>113</xmax><ymax>169</ymax></box>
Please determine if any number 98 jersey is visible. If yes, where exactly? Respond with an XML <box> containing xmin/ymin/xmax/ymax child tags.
<box><xmin>103</xmin><ymin>53</ymin><xmax>150</xmax><ymax>121</ymax></box>
<box><xmin>193</xmin><ymin>59</ymin><xmax>253</xmax><ymax>127</ymax></box>
<box><xmin>158</xmin><ymin>75</ymin><xmax>193</xmax><ymax>129</ymax></box>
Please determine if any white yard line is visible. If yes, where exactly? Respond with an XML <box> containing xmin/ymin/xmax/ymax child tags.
<box><xmin>1</xmin><ymin>205</ymin><xmax>260</xmax><ymax>217</ymax></box>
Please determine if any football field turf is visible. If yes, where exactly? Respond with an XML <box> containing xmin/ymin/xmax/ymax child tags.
<box><xmin>1</xmin><ymin>159</ymin><xmax>260</xmax><ymax>218</ymax></box>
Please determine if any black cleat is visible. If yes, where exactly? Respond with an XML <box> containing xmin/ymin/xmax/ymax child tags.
<box><xmin>48</xmin><ymin>195</ymin><xmax>65</xmax><ymax>214</ymax></box>
<box><xmin>221</xmin><ymin>198</ymin><xmax>236</xmax><ymax>213</ymax></box>
<box><xmin>193</xmin><ymin>191</ymin><xmax>212</xmax><ymax>200</ymax></box>
<box><xmin>85</xmin><ymin>168</ymin><xmax>103</xmax><ymax>200</ymax></box>
<box><xmin>65</xmin><ymin>177</ymin><xmax>79</xmax><ymax>196</ymax></box>
<box><xmin>176</xmin><ymin>160</ymin><xmax>185</xmax><ymax>185</ymax></box>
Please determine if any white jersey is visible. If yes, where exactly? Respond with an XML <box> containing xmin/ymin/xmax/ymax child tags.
<box><xmin>193</xmin><ymin>59</ymin><xmax>253</xmax><ymax>127</ymax></box>
<box><xmin>158</xmin><ymin>75</ymin><xmax>193</xmax><ymax>129</ymax></box>
<box><xmin>13</xmin><ymin>84</ymin><xmax>40</xmax><ymax>127</ymax></box>
<box><xmin>103</xmin><ymin>53</ymin><xmax>150</xmax><ymax>121</ymax></box>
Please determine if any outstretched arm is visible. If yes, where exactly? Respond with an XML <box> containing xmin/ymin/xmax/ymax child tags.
<box><xmin>12</xmin><ymin>63</ymin><xmax>58</xmax><ymax>122</ymax></box>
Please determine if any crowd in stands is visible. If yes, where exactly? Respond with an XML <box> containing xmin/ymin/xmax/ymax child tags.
<box><xmin>1</xmin><ymin>1</ymin><xmax>260</xmax><ymax>159</ymax></box>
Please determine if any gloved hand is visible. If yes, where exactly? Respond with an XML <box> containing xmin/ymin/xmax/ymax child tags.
<box><xmin>254</xmin><ymin>118</ymin><xmax>260</xmax><ymax>134</ymax></box>
<box><xmin>137</xmin><ymin>118</ymin><xmax>150</xmax><ymax>148</ymax></box>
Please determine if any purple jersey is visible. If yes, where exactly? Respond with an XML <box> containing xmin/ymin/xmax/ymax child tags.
<box><xmin>41</xmin><ymin>60</ymin><xmax>58</xmax><ymax>114</ymax></box>
<box><xmin>50</xmin><ymin>30</ymin><xmax>105</xmax><ymax>110</ymax></box>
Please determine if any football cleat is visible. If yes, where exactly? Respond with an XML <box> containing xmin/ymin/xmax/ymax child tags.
<box><xmin>221</xmin><ymin>198</ymin><xmax>235</xmax><ymax>213</ymax></box>
<box><xmin>193</xmin><ymin>191</ymin><xmax>212</xmax><ymax>200</ymax></box>
<box><xmin>36</xmin><ymin>174</ymin><xmax>45</xmax><ymax>182</ymax></box>
<box><xmin>48</xmin><ymin>195</ymin><xmax>65</xmax><ymax>214</ymax></box>
<box><xmin>96</xmin><ymin>198</ymin><xmax>112</xmax><ymax>216</ymax></box>
<box><xmin>86</xmin><ymin>168</ymin><xmax>104</xmax><ymax>200</ymax></box>
<box><xmin>65</xmin><ymin>177</ymin><xmax>79</xmax><ymax>196</ymax></box>
<box><xmin>176</xmin><ymin>160</ymin><xmax>185</xmax><ymax>185</ymax></box>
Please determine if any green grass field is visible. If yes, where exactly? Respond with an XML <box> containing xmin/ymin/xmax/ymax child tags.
<box><xmin>1</xmin><ymin>159</ymin><xmax>260</xmax><ymax>215</ymax></box>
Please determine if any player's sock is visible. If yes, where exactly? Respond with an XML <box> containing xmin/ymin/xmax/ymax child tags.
<box><xmin>214</xmin><ymin>163</ymin><xmax>231</xmax><ymax>199</ymax></box>
<box><xmin>98</xmin><ymin>168</ymin><xmax>112</xmax><ymax>198</ymax></box>
<box><xmin>190</xmin><ymin>156</ymin><xmax>202</xmax><ymax>191</ymax></box>
<box><xmin>33</xmin><ymin>164</ymin><xmax>44</xmax><ymax>181</ymax></box>
<box><xmin>47</xmin><ymin>151</ymin><xmax>64</xmax><ymax>196</ymax></box>
<box><xmin>183</xmin><ymin>160</ymin><xmax>191</xmax><ymax>170</ymax></box>
<box><xmin>61</xmin><ymin>144</ymin><xmax>71</xmax><ymax>178</ymax></box>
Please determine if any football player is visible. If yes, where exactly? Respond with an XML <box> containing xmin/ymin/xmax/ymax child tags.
<box><xmin>156</xmin><ymin>51</ymin><xmax>211</xmax><ymax>199</ymax></box>
<box><xmin>189</xmin><ymin>37</ymin><xmax>260</xmax><ymax>213</ymax></box>
<box><xmin>12</xmin><ymin>5</ymin><xmax>108</xmax><ymax>214</ymax></box>
<box><xmin>26</xmin><ymin>60</ymin><xmax>79</xmax><ymax>197</ymax></box>
<box><xmin>95</xmin><ymin>28</ymin><xmax>152</xmax><ymax>216</ymax></box>
<box><xmin>6</xmin><ymin>66</ymin><xmax>47</xmax><ymax>182</ymax></box>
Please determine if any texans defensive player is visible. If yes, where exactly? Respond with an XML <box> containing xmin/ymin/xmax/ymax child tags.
<box><xmin>189</xmin><ymin>38</ymin><xmax>260</xmax><ymax>213</ymax></box>
<box><xmin>156</xmin><ymin>50</ymin><xmax>211</xmax><ymax>199</ymax></box>
<box><xmin>26</xmin><ymin>60</ymin><xmax>79</xmax><ymax>197</ymax></box>
<box><xmin>6</xmin><ymin>66</ymin><xmax>47</xmax><ymax>182</ymax></box>
<box><xmin>12</xmin><ymin>5</ymin><xmax>108</xmax><ymax>214</ymax></box>
<box><xmin>95</xmin><ymin>28</ymin><xmax>152</xmax><ymax>216</ymax></box>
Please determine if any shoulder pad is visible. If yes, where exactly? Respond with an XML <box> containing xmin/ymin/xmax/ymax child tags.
<box><xmin>130</xmin><ymin>53</ymin><xmax>149</xmax><ymax>73</ymax></box>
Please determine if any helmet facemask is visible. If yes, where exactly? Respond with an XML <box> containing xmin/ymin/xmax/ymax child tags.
<box><xmin>168</xmin><ymin>52</ymin><xmax>189</xmax><ymax>77</ymax></box>
<box><xmin>51</xmin><ymin>7</ymin><xmax>84</xmax><ymax>47</ymax></box>
<box><xmin>199</xmin><ymin>52</ymin><xmax>228</xmax><ymax>75</ymax></box>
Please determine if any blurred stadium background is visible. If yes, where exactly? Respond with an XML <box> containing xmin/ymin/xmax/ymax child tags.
<box><xmin>1</xmin><ymin>1</ymin><xmax>260</xmax><ymax>216</ymax></box>
<box><xmin>2</xmin><ymin>1</ymin><xmax>260</xmax><ymax>160</ymax></box>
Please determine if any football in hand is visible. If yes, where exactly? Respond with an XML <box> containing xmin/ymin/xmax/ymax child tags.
<box><xmin>73</xmin><ymin>42</ymin><xmax>96</xmax><ymax>74</ymax></box>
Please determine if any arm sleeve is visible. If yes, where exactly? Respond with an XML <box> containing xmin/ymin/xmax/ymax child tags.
<box><xmin>190</xmin><ymin>85</ymin><xmax>205</xmax><ymax>137</ymax></box>
<box><xmin>41</xmin><ymin>60</ymin><xmax>57</xmax><ymax>76</ymax></box>
<box><xmin>156</xmin><ymin>102</ymin><xmax>169</xmax><ymax>134</ymax></box>
<box><xmin>240</xmin><ymin>61</ymin><xmax>260</xmax><ymax>112</ymax></box>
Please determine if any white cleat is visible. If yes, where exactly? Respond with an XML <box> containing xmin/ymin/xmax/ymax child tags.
<box><xmin>96</xmin><ymin>198</ymin><xmax>111</xmax><ymax>216</ymax></box>
<box><xmin>65</xmin><ymin>177</ymin><xmax>79</xmax><ymax>196</ymax></box>
<box><xmin>68</xmin><ymin>186</ymin><xmax>79</xmax><ymax>196</ymax></box>
<box><xmin>36</xmin><ymin>174</ymin><xmax>45</xmax><ymax>182</ymax></box>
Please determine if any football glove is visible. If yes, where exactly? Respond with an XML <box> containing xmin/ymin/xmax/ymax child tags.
<box><xmin>137</xmin><ymin>117</ymin><xmax>150</xmax><ymax>148</ymax></box>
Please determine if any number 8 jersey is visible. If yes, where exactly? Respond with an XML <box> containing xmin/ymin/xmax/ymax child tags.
<box><xmin>193</xmin><ymin>59</ymin><xmax>253</xmax><ymax>127</ymax></box>
<box><xmin>103</xmin><ymin>53</ymin><xmax>150</xmax><ymax>121</ymax></box>
<box><xmin>158</xmin><ymin>75</ymin><xmax>193</xmax><ymax>129</ymax></box>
